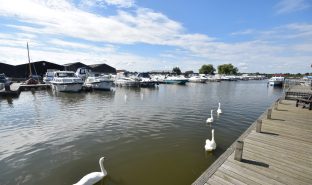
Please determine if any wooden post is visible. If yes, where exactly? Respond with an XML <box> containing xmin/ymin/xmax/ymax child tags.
<box><xmin>234</xmin><ymin>141</ymin><xmax>244</xmax><ymax>161</ymax></box>
<box><xmin>256</xmin><ymin>119</ymin><xmax>262</xmax><ymax>133</ymax></box>
<box><xmin>274</xmin><ymin>99</ymin><xmax>279</xmax><ymax>110</ymax></box>
<box><xmin>267</xmin><ymin>108</ymin><xmax>272</xmax><ymax>119</ymax></box>
<box><xmin>4</xmin><ymin>83</ymin><xmax>10</xmax><ymax>91</ymax></box>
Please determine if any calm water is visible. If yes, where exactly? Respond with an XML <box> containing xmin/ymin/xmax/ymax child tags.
<box><xmin>0</xmin><ymin>81</ymin><xmax>282</xmax><ymax>185</ymax></box>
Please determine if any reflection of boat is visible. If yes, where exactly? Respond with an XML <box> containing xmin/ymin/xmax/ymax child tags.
<box><xmin>137</xmin><ymin>73</ymin><xmax>157</xmax><ymax>87</ymax></box>
<box><xmin>163</xmin><ymin>76</ymin><xmax>188</xmax><ymax>85</ymax></box>
<box><xmin>269</xmin><ymin>77</ymin><xmax>284</xmax><ymax>86</ymax></box>
<box><xmin>51</xmin><ymin>71</ymin><xmax>83</xmax><ymax>92</ymax></box>
<box><xmin>115</xmin><ymin>72</ymin><xmax>140</xmax><ymax>87</ymax></box>
<box><xmin>189</xmin><ymin>76</ymin><xmax>207</xmax><ymax>83</ymax></box>
<box><xmin>84</xmin><ymin>73</ymin><xmax>114</xmax><ymax>91</ymax></box>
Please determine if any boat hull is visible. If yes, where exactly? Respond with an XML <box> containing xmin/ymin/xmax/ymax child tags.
<box><xmin>52</xmin><ymin>83</ymin><xmax>83</xmax><ymax>92</ymax></box>
<box><xmin>84</xmin><ymin>81</ymin><xmax>113</xmax><ymax>90</ymax></box>
<box><xmin>163</xmin><ymin>79</ymin><xmax>188</xmax><ymax>85</ymax></box>
<box><xmin>269</xmin><ymin>81</ymin><xmax>283</xmax><ymax>86</ymax></box>
<box><xmin>189</xmin><ymin>79</ymin><xmax>207</xmax><ymax>83</ymax></box>
<box><xmin>115</xmin><ymin>80</ymin><xmax>140</xmax><ymax>87</ymax></box>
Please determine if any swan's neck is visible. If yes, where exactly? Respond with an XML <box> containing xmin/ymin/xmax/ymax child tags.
<box><xmin>218</xmin><ymin>103</ymin><xmax>221</xmax><ymax>109</ymax></box>
<box><xmin>99</xmin><ymin>158</ymin><xmax>107</xmax><ymax>175</ymax></box>
<box><xmin>212</xmin><ymin>130</ymin><xmax>215</xmax><ymax>141</ymax></box>
<box><xmin>211</xmin><ymin>111</ymin><xmax>213</xmax><ymax>118</ymax></box>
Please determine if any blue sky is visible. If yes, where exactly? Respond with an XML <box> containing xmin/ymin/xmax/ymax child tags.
<box><xmin>0</xmin><ymin>0</ymin><xmax>311</xmax><ymax>73</ymax></box>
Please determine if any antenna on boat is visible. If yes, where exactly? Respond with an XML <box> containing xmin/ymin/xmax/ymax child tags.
<box><xmin>27</xmin><ymin>42</ymin><xmax>32</xmax><ymax>77</ymax></box>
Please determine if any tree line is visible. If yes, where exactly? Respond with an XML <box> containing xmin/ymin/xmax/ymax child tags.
<box><xmin>199</xmin><ymin>64</ymin><xmax>238</xmax><ymax>75</ymax></box>
<box><xmin>171</xmin><ymin>64</ymin><xmax>238</xmax><ymax>75</ymax></box>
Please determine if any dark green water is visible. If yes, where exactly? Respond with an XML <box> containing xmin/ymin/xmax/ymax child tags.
<box><xmin>0</xmin><ymin>81</ymin><xmax>282</xmax><ymax>185</ymax></box>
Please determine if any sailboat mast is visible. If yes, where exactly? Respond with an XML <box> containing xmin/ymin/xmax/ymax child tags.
<box><xmin>27</xmin><ymin>42</ymin><xmax>32</xmax><ymax>77</ymax></box>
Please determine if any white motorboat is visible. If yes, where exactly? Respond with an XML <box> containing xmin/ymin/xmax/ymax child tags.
<box><xmin>115</xmin><ymin>72</ymin><xmax>140</xmax><ymax>87</ymax></box>
<box><xmin>268</xmin><ymin>76</ymin><xmax>284</xmax><ymax>86</ymax></box>
<box><xmin>43</xmin><ymin>69</ymin><xmax>57</xmax><ymax>84</ymax></box>
<box><xmin>75</xmin><ymin>67</ymin><xmax>92</xmax><ymax>81</ymax></box>
<box><xmin>137</xmin><ymin>73</ymin><xmax>158</xmax><ymax>87</ymax></box>
<box><xmin>51</xmin><ymin>71</ymin><xmax>83</xmax><ymax>92</ymax></box>
<box><xmin>84</xmin><ymin>73</ymin><xmax>114</xmax><ymax>91</ymax></box>
<box><xmin>189</xmin><ymin>75</ymin><xmax>207</xmax><ymax>83</ymax></box>
<box><xmin>163</xmin><ymin>75</ymin><xmax>188</xmax><ymax>85</ymax></box>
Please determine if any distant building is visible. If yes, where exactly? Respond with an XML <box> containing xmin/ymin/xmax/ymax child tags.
<box><xmin>63</xmin><ymin>62</ymin><xmax>91</xmax><ymax>72</ymax></box>
<box><xmin>0</xmin><ymin>61</ymin><xmax>116</xmax><ymax>78</ymax></box>
<box><xmin>0</xmin><ymin>61</ymin><xmax>64</xmax><ymax>78</ymax></box>
<box><xmin>116</xmin><ymin>69</ymin><xmax>127</xmax><ymax>73</ymax></box>
<box><xmin>0</xmin><ymin>63</ymin><xmax>15</xmax><ymax>77</ymax></box>
<box><xmin>89</xmin><ymin>64</ymin><xmax>116</xmax><ymax>74</ymax></box>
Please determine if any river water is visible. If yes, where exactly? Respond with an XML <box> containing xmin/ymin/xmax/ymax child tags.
<box><xmin>0</xmin><ymin>81</ymin><xmax>282</xmax><ymax>185</ymax></box>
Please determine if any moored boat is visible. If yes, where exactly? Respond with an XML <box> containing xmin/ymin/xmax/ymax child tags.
<box><xmin>84</xmin><ymin>73</ymin><xmax>114</xmax><ymax>91</ymax></box>
<box><xmin>163</xmin><ymin>75</ymin><xmax>188</xmax><ymax>85</ymax></box>
<box><xmin>51</xmin><ymin>71</ymin><xmax>83</xmax><ymax>92</ymax></box>
<box><xmin>189</xmin><ymin>75</ymin><xmax>207</xmax><ymax>83</ymax></box>
<box><xmin>115</xmin><ymin>72</ymin><xmax>140</xmax><ymax>87</ymax></box>
<box><xmin>137</xmin><ymin>73</ymin><xmax>158</xmax><ymax>87</ymax></box>
<box><xmin>268</xmin><ymin>76</ymin><xmax>284</xmax><ymax>86</ymax></box>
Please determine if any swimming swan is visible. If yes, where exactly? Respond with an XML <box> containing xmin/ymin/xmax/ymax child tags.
<box><xmin>205</xmin><ymin>129</ymin><xmax>216</xmax><ymax>151</ymax></box>
<box><xmin>206</xmin><ymin>110</ymin><xmax>214</xmax><ymax>123</ymax></box>
<box><xmin>74</xmin><ymin>157</ymin><xmax>107</xmax><ymax>185</ymax></box>
<box><xmin>217</xmin><ymin>103</ymin><xmax>222</xmax><ymax>114</ymax></box>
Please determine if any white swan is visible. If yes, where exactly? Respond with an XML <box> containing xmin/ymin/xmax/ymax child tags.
<box><xmin>217</xmin><ymin>102</ymin><xmax>222</xmax><ymax>114</ymax></box>
<box><xmin>205</xmin><ymin>129</ymin><xmax>216</xmax><ymax>151</ymax></box>
<box><xmin>206</xmin><ymin>110</ymin><xmax>214</xmax><ymax>123</ymax></box>
<box><xmin>74</xmin><ymin>157</ymin><xmax>107</xmax><ymax>185</ymax></box>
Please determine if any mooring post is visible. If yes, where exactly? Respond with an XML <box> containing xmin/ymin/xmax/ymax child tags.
<box><xmin>4</xmin><ymin>83</ymin><xmax>10</xmax><ymax>91</ymax></box>
<box><xmin>267</xmin><ymin>108</ymin><xmax>272</xmax><ymax>119</ymax></box>
<box><xmin>274</xmin><ymin>99</ymin><xmax>279</xmax><ymax>110</ymax></box>
<box><xmin>234</xmin><ymin>141</ymin><xmax>244</xmax><ymax>161</ymax></box>
<box><xmin>256</xmin><ymin>119</ymin><xmax>262</xmax><ymax>133</ymax></box>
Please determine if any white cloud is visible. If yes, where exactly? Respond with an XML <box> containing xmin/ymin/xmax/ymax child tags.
<box><xmin>275</xmin><ymin>0</ymin><xmax>310</xmax><ymax>14</ymax></box>
<box><xmin>105</xmin><ymin>0</ymin><xmax>134</xmax><ymax>8</ymax></box>
<box><xmin>0</xmin><ymin>0</ymin><xmax>311</xmax><ymax>73</ymax></box>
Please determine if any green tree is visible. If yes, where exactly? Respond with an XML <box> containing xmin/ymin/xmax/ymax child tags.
<box><xmin>199</xmin><ymin>64</ymin><xmax>216</xmax><ymax>75</ymax></box>
<box><xmin>172</xmin><ymin>67</ymin><xmax>181</xmax><ymax>75</ymax></box>
<box><xmin>217</xmin><ymin>64</ymin><xmax>238</xmax><ymax>75</ymax></box>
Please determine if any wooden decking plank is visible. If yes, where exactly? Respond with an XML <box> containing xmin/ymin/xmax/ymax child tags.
<box><xmin>249</xmin><ymin>130</ymin><xmax>312</xmax><ymax>147</ymax></box>
<box><xmin>224</xmin><ymin>160</ymin><xmax>284</xmax><ymax>185</ymax></box>
<box><xmin>206</xmin><ymin>177</ymin><xmax>222</xmax><ymax>185</ymax></box>
<box><xmin>209</xmin><ymin>173</ymin><xmax>234</xmax><ymax>185</ymax></box>
<box><xmin>244</xmin><ymin>138</ymin><xmax>312</xmax><ymax>166</ymax></box>
<box><xmin>262</xmin><ymin>121</ymin><xmax>312</xmax><ymax>135</ymax></box>
<box><xmin>242</xmin><ymin>150</ymin><xmax>312</xmax><ymax>184</ymax></box>
<box><xmin>260</xmin><ymin>127</ymin><xmax>312</xmax><ymax>142</ymax></box>
<box><xmin>244</xmin><ymin>145</ymin><xmax>312</xmax><ymax>178</ymax></box>
<box><xmin>213</xmin><ymin>170</ymin><xmax>246</xmax><ymax>185</ymax></box>
<box><xmin>219</xmin><ymin>163</ymin><xmax>262</xmax><ymax>185</ymax></box>
<box><xmin>246</xmin><ymin>134</ymin><xmax>312</xmax><ymax>157</ymax></box>
<box><xmin>229</xmin><ymin>155</ymin><xmax>308</xmax><ymax>185</ymax></box>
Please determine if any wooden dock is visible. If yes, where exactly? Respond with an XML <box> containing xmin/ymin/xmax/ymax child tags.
<box><xmin>0</xmin><ymin>83</ymin><xmax>50</xmax><ymax>97</ymax></box>
<box><xmin>193</xmin><ymin>99</ymin><xmax>312</xmax><ymax>185</ymax></box>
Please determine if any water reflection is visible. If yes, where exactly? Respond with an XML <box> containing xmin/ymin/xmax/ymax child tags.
<box><xmin>0</xmin><ymin>81</ymin><xmax>282</xmax><ymax>185</ymax></box>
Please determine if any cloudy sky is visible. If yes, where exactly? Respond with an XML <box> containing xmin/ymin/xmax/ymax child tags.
<box><xmin>0</xmin><ymin>0</ymin><xmax>311</xmax><ymax>73</ymax></box>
